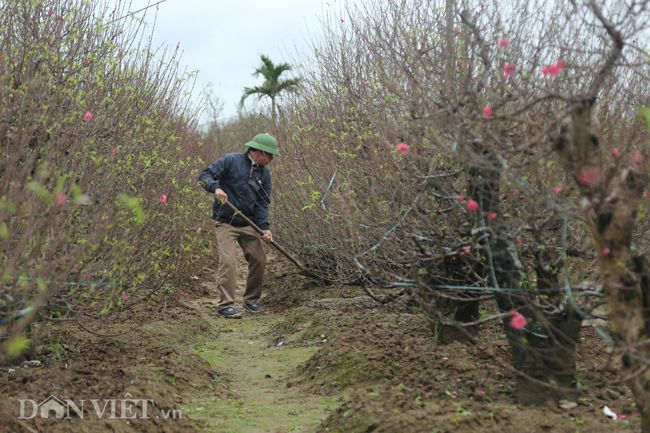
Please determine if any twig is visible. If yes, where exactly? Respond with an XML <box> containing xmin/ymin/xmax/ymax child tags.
<box><xmin>362</xmin><ymin>284</ymin><xmax>406</xmax><ymax>304</ymax></box>
<box><xmin>19</xmin><ymin>422</ymin><xmax>38</xmax><ymax>433</ymax></box>
<box><xmin>587</xmin><ymin>0</ymin><xmax>625</xmax><ymax>96</ymax></box>
<box><xmin>604</xmin><ymin>362</ymin><xmax>650</xmax><ymax>386</ymax></box>
<box><xmin>438</xmin><ymin>311</ymin><xmax>510</xmax><ymax>328</ymax></box>
<box><xmin>74</xmin><ymin>319</ymin><xmax>146</xmax><ymax>337</ymax></box>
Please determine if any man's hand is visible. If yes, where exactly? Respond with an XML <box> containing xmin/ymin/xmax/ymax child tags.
<box><xmin>215</xmin><ymin>188</ymin><xmax>228</xmax><ymax>204</ymax></box>
<box><xmin>261</xmin><ymin>230</ymin><xmax>273</xmax><ymax>244</ymax></box>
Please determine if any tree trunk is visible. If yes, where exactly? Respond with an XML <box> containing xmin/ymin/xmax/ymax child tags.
<box><xmin>271</xmin><ymin>96</ymin><xmax>277</xmax><ymax>126</ymax></box>
<box><xmin>554</xmin><ymin>98</ymin><xmax>650</xmax><ymax>428</ymax></box>
<box><xmin>468</xmin><ymin>160</ymin><xmax>579</xmax><ymax>404</ymax></box>
<box><xmin>491</xmin><ymin>240</ymin><xmax>580</xmax><ymax>404</ymax></box>
<box><xmin>596</xmin><ymin>187</ymin><xmax>650</xmax><ymax>427</ymax></box>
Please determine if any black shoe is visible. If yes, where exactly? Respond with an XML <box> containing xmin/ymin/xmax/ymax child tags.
<box><xmin>243</xmin><ymin>303</ymin><xmax>263</xmax><ymax>314</ymax></box>
<box><xmin>217</xmin><ymin>307</ymin><xmax>242</xmax><ymax>318</ymax></box>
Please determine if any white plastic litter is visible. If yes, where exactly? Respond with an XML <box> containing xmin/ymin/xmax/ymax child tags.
<box><xmin>603</xmin><ymin>405</ymin><xmax>617</xmax><ymax>420</ymax></box>
<box><xmin>276</xmin><ymin>341</ymin><xmax>283</xmax><ymax>347</ymax></box>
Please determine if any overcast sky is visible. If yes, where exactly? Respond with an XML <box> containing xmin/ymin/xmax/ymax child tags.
<box><xmin>130</xmin><ymin>0</ymin><xmax>346</xmax><ymax>123</ymax></box>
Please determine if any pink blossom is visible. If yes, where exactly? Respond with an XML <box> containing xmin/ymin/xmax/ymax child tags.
<box><xmin>617</xmin><ymin>416</ymin><xmax>626</xmax><ymax>421</ymax></box>
<box><xmin>509</xmin><ymin>310</ymin><xmax>516</xmax><ymax>317</ymax></box>
<box><xmin>466</xmin><ymin>200</ymin><xmax>479</xmax><ymax>212</ymax></box>
<box><xmin>556</xmin><ymin>60</ymin><xmax>565</xmax><ymax>70</ymax></box>
<box><xmin>84</xmin><ymin>111</ymin><xmax>92</xmax><ymax>121</ymax></box>
<box><xmin>74</xmin><ymin>264</ymin><xmax>79</xmax><ymax>270</ymax></box>
<box><xmin>340</xmin><ymin>18</ymin><xmax>344</xmax><ymax>22</ymax></box>
<box><xmin>122</xmin><ymin>293</ymin><xmax>130</xmax><ymax>301</ymax></box>
<box><xmin>176</xmin><ymin>44</ymin><xmax>179</xmax><ymax>49</ymax></box>
<box><xmin>509</xmin><ymin>313</ymin><xmax>527</xmax><ymax>330</ymax></box>
<box><xmin>644</xmin><ymin>191</ymin><xmax>648</xmax><ymax>198</ymax></box>
<box><xmin>84</xmin><ymin>59</ymin><xmax>90</xmax><ymax>65</ymax></box>
<box><xmin>49</xmin><ymin>9</ymin><xmax>55</xmax><ymax>15</ymax></box>
<box><xmin>396</xmin><ymin>143</ymin><xmax>410</xmax><ymax>154</ymax></box>
<box><xmin>554</xmin><ymin>186</ymin><xmax>563</xmax><ymax>194</ymax></box>
<box><xmin>0</xmin><ymin>55</ymin><xmax>4</xmax><ymax>60</ymax></box>
<box><xmin>459</xmin><ymin>252</ymin><xmax>465</xmax><ymax>256</ymax></box>
<box><xmin>160</xmin><ymin>194</ymin><xmax>168</xmax><ymax>203</ymax></box>
<box><xmin>482</xmin><ymin>84</ymin><xmax>488</xmax><ymax>89</ymax></box>
<box><xmin>483</xmin><ymin>106</ymin><xmax>492</xmax><ymax>117</ymax></box>
<box><xmin>512</xmin><ymin>189</ymin><xmax>518</xmax><ymax>195</ymax></box>
<box><xmin>55</xmin><ymin>193</ymin><xmax>65</xmax><ymax>205</ymax></box>
<box><xmin>634</xmin><ymin>153</ymin><xmax>644</xmax><ymax>164</ymax></box>
<box><xmin>502</xmin><ymin>63</ymin><xmax>516</xmax><ymax>78</ymax></box>
<box><xmin>465</xmin><ymin>248</ymin><xmax>471</xmax><ymax>254</ymax></box>
<box><xmin>548</xmin><ymin>64</ymin><xmax>559</xmax><ymax>77</ymax></box>
<box><xmin>91</xmin><ymin>183</ymin><xmax>95</xmax><ymax>188</ymax></box>
<box><xmin>611</xmin><ymin>148</ymin><xmax>620</xmax><ymax>158</ymax></box>
<box><xmin>478</xmin><ymin>391</ymin><xmax>485</xmax><ymax>396</ymax></box>
<box><xmin>364</xmin><ymin>81</ymin><xmax>369</xmax><ymax>86</ymax></box>
<box><xmin>451</xmin><ymin>391</ymin><xmax>458</xmax><ymax>395</ymax></box>
<box><xmin>541</xmin><ymin>66</ymin><xmax>550</xmax><ymax>76</ymax></box>
<box><xmin>99</xmin><ymin>288</ymin><xmax>102</xmax><ymax>292</ymax></box>
<box><xmin>499</xmin><ymin>39</ymin><xmax>510</xmax><ymax>48</ymax></box>
<box><xmin>578</xmin><ymin>167</ymin><xmax>601</xmax><ymax>187</ymax></box>
<box><xmin>457</xmin><ymin>195</ymin><xmax>465</xmax><ymax>202</ymax></box>
<box><xmin>489</xmin><ymin>213</ymin><xmax>497</xmax><ymax>220</ymax></box>
<box><xmin>517</xmin><ymin>238</ymin><xmax>522</xmax><ymax>245</ymax></box>
<box><xmin>111</xmin><ymin>147</ymin><xmax>116</xmax><ymax>155</ymax></box>
<box><xmin>603</xmin><ymin>248</ymin><xmax>611</xmax><ymax>255</ymax></box>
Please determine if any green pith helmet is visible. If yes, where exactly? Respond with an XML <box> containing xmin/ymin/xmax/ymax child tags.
<box><xmin>245</xmin><ymin>133</ymin><xmax>280</xmax><ymax>156</ymax></box>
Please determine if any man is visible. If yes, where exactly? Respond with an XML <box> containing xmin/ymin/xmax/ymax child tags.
<box><xmin>198</xmin><ymin>133</ymin><xmax>278</xmax><ymax>318</ymax></box>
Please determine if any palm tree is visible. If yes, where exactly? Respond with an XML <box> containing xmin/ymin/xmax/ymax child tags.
<box><xmin>239</xmin><ymin>54</ymin><xmax>301</xmax><ymax>124</ymax></box>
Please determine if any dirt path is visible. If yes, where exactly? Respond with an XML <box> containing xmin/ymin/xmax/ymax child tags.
<box><xmin>180</xmin><ymin>303</ymin><xmax>339</xmax><ymax>432</ymax></box>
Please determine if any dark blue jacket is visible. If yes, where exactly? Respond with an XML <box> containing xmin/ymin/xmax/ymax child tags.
<box><xmin>198</xmin><ymin>151</ymin><xmax>272</xmax><ymax>230</ymax></box>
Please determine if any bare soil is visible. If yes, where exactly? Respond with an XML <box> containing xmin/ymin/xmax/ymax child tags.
<box><xmin>0</xmin><ymin>248</ymin><xmax>640</xmax><ymax>432</ymax></box>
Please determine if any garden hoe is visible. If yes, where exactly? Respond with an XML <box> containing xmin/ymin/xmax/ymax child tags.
<box><xmin>224</xmin><ymin>201</ymin><xmax>322</xmax><ymax>280</ymax></box>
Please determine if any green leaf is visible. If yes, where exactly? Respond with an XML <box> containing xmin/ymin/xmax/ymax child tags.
<box><xmin>8</xmin><ymin>334</ymin><xmax>30</xmax><ymax>357</ymax></box>
<box><xmin>72</xmin><ymin>184</ymin><xmax>90</xmax><ymax>205</ymax></box>
<box><xmin>28</xmin><ymin>181</ymin><xmax>49</xmax><ymax>199</ymax></box>
<box><xmin>118</xmin><ymin>194</ymin><xmax>145</xmax><ymax>224</ymax></box>
<box><xmin>635</xmin><ymin>107</ymin><xmax>650</xmax><ymax>130</ymax></box>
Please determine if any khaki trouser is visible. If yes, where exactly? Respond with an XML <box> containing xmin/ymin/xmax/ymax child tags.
<box><xmin>214</xmin><ymin>221</ymin><xmax>267</xmax><ymax>308</ymax></box>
